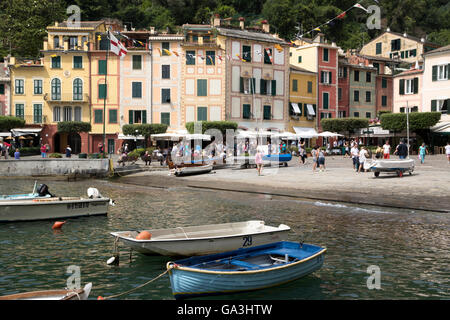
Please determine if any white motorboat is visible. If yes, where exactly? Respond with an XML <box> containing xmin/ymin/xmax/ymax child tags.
<box><xmin>0</xmin><ymin>283</ymin><xmax>92</xmax><ymax>300</ymax></box>
<box><xmin>110</xmin><ymin>220</ymin><xmax>291</xmax><ymax>256</ymax></box>
<box><xmin>0</xmin><ymin>188</ymin><xmax>113</xmax><ymax>222</ymax></box>
<box><xmin>364</xmin><ymin>159</ymin><xmax>415</xmax><ymax>177</ymax></box>
<box><xmin>174</xmin><ymin>164</ymin><xmax>213</xmax><ymax>177</ymax></box>
<box><xmin>0</xmin><ymin>182</ymin><xmax>52</xmax><ymax>202</ymax></box>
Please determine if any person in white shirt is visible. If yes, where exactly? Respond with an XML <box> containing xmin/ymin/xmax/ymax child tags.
<box><xmin>445</xmin><ymin>142</ymin><xmax>450</xmax><ymax>164</ymax></box>
<box><xmin>358</xmin><ymin>146</ymin><xmax>368</xmax><ymax>173</ymax></box>
<box><xmin>383</xmin><ymin>141</ymin><xmax>391</xmax><ymax>159</ymax></box>
<box><xmin>351</xmin><ymin>144</ymin><xmax>359</xmax><ymax>170</ymax></box>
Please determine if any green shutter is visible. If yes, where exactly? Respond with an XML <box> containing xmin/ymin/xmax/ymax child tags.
<box><xmin>320</xmin><ymin>71</ymin><xmax>324</xmax><ymax>83</ymax></box>
<box><xmin>132</xmin><ymin>55</ymin><xmax>142</xmax><ymax>69</ymax></box>
<box><xmin>99</xmin><ymin>84</ymin><xmax>107</xmax><ymax>99</ymax></box>
<box><xmin>323</xmin><ymin>48</ymin><xmax>328</xmax><ymax>61</ymax></box>
<box><xmin>0</xmin><ymin>84</ymin><xmax>4</xmax><ymax>95</ymax></box>
<box><xmin>382</xmin><ymin>96</ymin><xmax>387</xmax><ymax>106</ymax></box>
<box><xmin>323</xmin><ymin>92</ymin><xmax>329</xmax><ymax>109</ymax></box>
<box><xmin>271</xmin><ymin>80</ymin><xmax>276</xmax><ymax>96</ymax></box>
<box><xmin>431</xmin><ymin>100</ymin><xmax>437</xmax><ymax>112</ymax></box>
<box><xmin>132</xmin><ymin>82</ymin><xmax>142</xmax><ymax>98</ymax></box>
<box><xmin>432</xmin><ymin>66</ymin><xmax>438</xmax><ymax>81</ymax></box>
<box><xmin>94</xmin><ymin>110</ymin><xmax>103</xmax><ymax>123</ymax></box>
<box><xmin>99</xmin><ymin>60</ymin><xmax>107</xmax><ymax>75</ymax></box>
<box><xmin>382</xmin><ymin>78</ymin><xmax>387</xmax><ymax>88</ymax></box>
<box><xmin>293</xmin><ymin>79</ymin><xmax>298</xmax><ymax>92</ymax></box>
<box><xmin>413</xmin><ymin>77</ymin><xmax>419</xmax><ymax>94</ymax></box>
<box><xmin>197</xmin><ymin>107</ymin><xmax>207</xmax><ymax>121</ymax></box>
<box><xmin>447</xmin><ymin>64</ymin><xmax>450</xmax><ymax>79</ymax></box>
<box><xmin>197</xmin><ymin>79</ymin><xmax>207</xmax><ymax>96</ymax></box>
<box><xmin>109</xmin><ymin>109</ymin><xmax>117</xmax><ymax>123</ymax></box>
<box><xmin>307</xmin><ymin>81</ymin><xmax>312</xmax><ymax>93</ymax></box>
<box><xmin>263</xmin><ymin>105</ymin><xmax>271</xmax><ymax>120</ymax></box>
<box><xmin>260</xmin><ymin>79</ymin><xmax>266</xmax><ymax>94</ymax></box>
<box><xmin>240</xmin><ymin>77</ymin><xmax>244</xmax><ymax>93</ymax></box>
<box><xmin>376</xmin><ymin>42</ymin><xmax>382</xmax><ymax>54</ymax></box>
<box><xmin>329</xmin><ymin>71</ymin><xmax>332</xmax><ymax>84</ymax></box>
<box><xmin>142</xmin><ymin>110</ymin><xmax>147</xmax><ymax>124</ymax></box>
<box><xmin>399</xmin><ymin>79</ymin><xmax>405</xmax><ymax>95</ymax></box>
<box><xmin>73</xmin><ymin>56</ymin><xmax>83</xmax><ymax>68</ymax></box>
<box><xmin>161</xmin><ymin>112</ymin><xmax>170</xmax><ymax>125</ymax></box>
<box><xmin>129</xmin><ymin>110</ymin><xmax>134</xmax><ymax>124</ymax></box>
<box><xmin>298</xmin><ymin>103</ymin><xmax>302</xmax><ymax>116</ymax></box>
<box><xmin>243</xmin><ymin>104</ymin><xmax>251</xmax><ymax>119</ymax></box>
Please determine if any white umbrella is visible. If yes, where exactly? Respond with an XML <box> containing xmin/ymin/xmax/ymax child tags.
<box><xmin>184</xmin><ymin>134</ymin><xmax>211</xmax><ymax>141</ymax></box>
<box><xmin>272</xmin><ymin>131</ymin><xmax>298</xmax><ymax>139</ymax></box>
<box><xmin>318</xmin><ymin>131</ymin><xmax>344</xmax><ymax>137</ymax></box>
<box><xmin>151</xmin><ymin>133</ymin><xmax>184</xmax><ymax>140</ymax></box>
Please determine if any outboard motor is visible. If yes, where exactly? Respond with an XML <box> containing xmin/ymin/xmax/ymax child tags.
<box><xmin>38</xmin><ymin>184</ymin><xmax>53</xmax><ymax>197</ymax></box>
<box><xmin>87</xmin><ymin>187</ymin><xmax>102</xmax><ymax>199</ymax></box>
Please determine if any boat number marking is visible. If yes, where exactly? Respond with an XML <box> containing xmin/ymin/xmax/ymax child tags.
<box><xmin>67</xmin><ymin>202</ymin><xmax>89</xmax><ymax>210</ymax></box>
<box><xmin>242</xmin><ymin>235</ymin><xmax>252</xmax><ymax>247</ymax></box>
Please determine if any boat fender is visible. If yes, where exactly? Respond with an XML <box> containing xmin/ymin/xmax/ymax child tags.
<box><xmin>52</xmin><ymin>221</ymin><xmax>66</xmax><ymax>229</ymax></box>
<box><xmin>97</xmin><ymin>296</ymin><xmax>104</xmax><ymax>300</ymax></box>
<box><xmin>87</xmin><ymin>187</ymin><xmax>102</xmax><ymax>199</ymax></box>
<box><xmin>136</xmin><ymin>231</ymin><xmax>152</xmax><ymax>240</ymax></box>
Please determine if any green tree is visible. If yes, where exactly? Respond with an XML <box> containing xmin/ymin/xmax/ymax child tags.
<box><xmin>0</xmin><ymin>116</ymin><xmax>25</xmax><ymax>131</ymax></box>
<box><xmin>57</xmin><ymin>121</ymin><xmax>91</xmax><ymax>134</ymax></box>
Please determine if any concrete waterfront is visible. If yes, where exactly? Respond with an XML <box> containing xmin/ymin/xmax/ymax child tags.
<box><xmin>119</xmin><ymin>154</ymin><xmax>450</xmax><ymax>213</ymax></box>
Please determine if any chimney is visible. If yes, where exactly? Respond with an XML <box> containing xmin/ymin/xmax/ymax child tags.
<box><xmin>239</xmin><ymin>17</ymin><xmax>245</xmax><ymax>30</ymax></box>
<box><xmin>213</xmin><ymin>14</ymin><xmax>221</xmax><ymax>27</ymax></box>
<box><xmin>150</xmin><ymin>27</ymin><xmax>155</xmax><ymax>34</ymax></box>
<box><xmin>261</xmin><ymin>20</ymin><xmax>269</xmax><ymax>33</ymax></box>
<box><xmin>55</xmin><ymin>22</ymin><xmax>58</xmax><ymax>27</ymax></box>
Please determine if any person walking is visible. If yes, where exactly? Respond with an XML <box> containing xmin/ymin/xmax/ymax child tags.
<box><xmin>375</xmin><ymin>144</ymin><xmax>383</xmax><ymax>159</ymax></box>
<box><xmin>446</xmin><ymin>142</ymin><xmax>450</xmax><ymax>164</ymax></box>
<box><xmin>255</xmin><ymin>146</ymin><xmax>263</xmax><ymax>176</ymax></box>
<box><xmin>317</xmin><ymin>148</ymin><xmax>326</xmax><ymax>172</ymax></box>
<box><xmin>395</xmin><ymin>140</ymin><xmax>408</xmax><ymax>159</ymax></box>
<box><xmin>311</xmin><ymin>146</ymin><xmax>319</xmax><ymax>172</ymax></box>
<box><xmin>351</xmin><ymin>143</ymin><xmax>360</xmax><ymax>171</ymax></box>
<box><xmin>298</xmin><ymin>140</ymin><xmax>306</xmax><ymax>165</ymax></box>
<box><xmin>65</xmin><ymin>145</ymin><xmax>72</xmax><ymax>158</ymax></box>
<box><xmin>358</xmin><ymin>146</ymin><xmax>368</xmax><ymax>173</ymax></box>
<box><xmin>418</xmin><ymin>143</ymin><xmax>428</xmax><ymax>164</ymax></box>
<box><xmin>383</xmin><ymin>140</ymin><xmax>391</xmax><ymax>159</ymax></box>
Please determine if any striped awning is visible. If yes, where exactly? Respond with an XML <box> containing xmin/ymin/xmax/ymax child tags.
<box><xmin>290</xmin><ymin>103</ymin><xmax>301</xmax><ymax>114</ymax></box>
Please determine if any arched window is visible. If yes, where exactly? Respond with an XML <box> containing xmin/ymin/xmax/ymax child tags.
<box><xmin>51</xmin><ymin>78</ymin><xmax>61</xmax><ymax>100</ymax></box>
<box><xmin>73</xmin><ymin>78</ymin><xmax>83</xmax><ymax>100</ymax></box>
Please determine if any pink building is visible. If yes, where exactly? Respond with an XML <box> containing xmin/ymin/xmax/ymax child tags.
<box><xmin>0</xmin><ymin>61</ymin><xmax>10</xmax><ymax>116</ymax></box>
<box><xmin>393</xmin><ymin>69</ymin><xmax>423</xmax><ymax>113</ymax></box>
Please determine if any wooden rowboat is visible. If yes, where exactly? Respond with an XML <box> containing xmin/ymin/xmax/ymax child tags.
<box><xmin>110</xmin><ymin>220</ymin><xmax>290</xmax><ymax>256</ymax></box>
<box><xmin>167</xmin><ymin>241</ymin><xmax>326</xmax><ymax>299</ymax></box>
<box><xmin>174</xmin><ymin>164</ymin><xmax>213</xmax><ymax>176</ymax></box>
<box><xmin>0</xmin><ymin>283</ymin><xmax>92</xmax><ymax>300</ymax></box>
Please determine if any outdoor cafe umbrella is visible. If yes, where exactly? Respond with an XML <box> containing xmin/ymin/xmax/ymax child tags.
<box><xmin>318</xmin><ymin>131</ymin><xmax>344</xmax><ymax>137</ymax></box>
<box><xmin>184</xmin><ymin>134</ymin><xmax>211</xmax><ymax>141</ymax></box>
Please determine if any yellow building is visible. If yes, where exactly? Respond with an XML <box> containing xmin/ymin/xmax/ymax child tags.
<box><xmin>288</xmin><ymin>65</ymin><xmax>318</xmax><ymax>144</ymax></box>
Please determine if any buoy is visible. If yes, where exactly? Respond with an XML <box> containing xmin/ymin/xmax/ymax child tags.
<box><xmin>52</xmin><ymin>221</ymin><xmax>66</xmax><ymax>229</ymax></box>
<box><xmin>136</xmin><ymin>231</ymin><xmax>152</xmax><ymax>240</ymax></box>
<box><xmin>97</xmin><ymin>296</ymin><xmax>104</xmax><ymax>300</ymax></box>
<box><xmin>107</xmin><ymin>256</ymin><xmax>118</xmax><ymax>265</ymax></box>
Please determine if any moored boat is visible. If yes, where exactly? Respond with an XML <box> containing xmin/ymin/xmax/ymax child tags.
<box><xmin>174</xmin><ymin>163</ymin><xmax>213</xmax><ymax>176</ymax></box>
<box><xmin>364</xmin><ymin>159</ymin><xmax>415</xmax><ymax>177</ymax></box>
<box><xmin>110</xmin><ymin>220</ymin><xmax>290</xmax><ymax>256</ymax></box>
<box><xmin>166</xmin><ymin>241</ymin><xmax>326</xmax><ymax>299</ymax></box>
<box><xmin>0</xmin><ymin>283</ymin><xmax>92</xmax><ymax>300</ymax></box>
<box><xmin>0</xmin><ymin>182</ymin><xmax>53</xmax><ymax>202</ymax></box>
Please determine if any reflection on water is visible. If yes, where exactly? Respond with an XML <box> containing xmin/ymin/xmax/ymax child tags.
<box><xmin>0</xmin><ymin>179</ymin><xmax>449</xmax><ymax>300</ymax></box>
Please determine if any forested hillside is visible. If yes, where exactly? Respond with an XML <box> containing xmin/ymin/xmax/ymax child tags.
<box><xmin>1</xmin><ymin>0</ymin><xmax>449</xmax><ymax>59</ymax></box>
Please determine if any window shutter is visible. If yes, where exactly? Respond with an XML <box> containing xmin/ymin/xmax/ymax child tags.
<box><xmin>329</xmin><ymin>72</ymin><xmax>332</xmax><ymax>84</ymax></box>
<box><xmin>399</xmin><ymin>79</ymin><xmax>405</xmax><ymax>95</ymax></box>
<box><xmin>413</xmin><ymin>77</ymin><xmax>419</xmax><ymax>94</ymax></box>
<box><xmin>432</xmin><ymin>66</ymin><xmax>437</xmax><ymax>81</ymax></box>
<box><xmin>321</xmin><ymin>71</ymin><xmax>324</xmax><ymax>83</ymax></box>
<box><xmin>129</xmin><ymin>110</ymin><xmax>134</xmax><ymax>124</ymax></box>
<box><xmin>240</xmin><ymin>77</ymin><xmax>244</xmax><ymax>93</ymax></box>
<box><xmin>251</xmin><ymin>78</ymin><xmax>256</xmax><ymax>94</ymax></box>
<box><xmin>447</xmin><ymin>64</ymin><xmax>450</xmax><ymax>79</ymax></box>
<box><xmin>99</xmin><ymin>60</ymin><xmax>107</xmax><ymax>75</ymax></box>
<box><xmin>142</xmin><ymin>110</ymin><xmax>147</xmax><ymax>124</ymax></box>
<box><xmin>343</xmin><ymin>67</ymin><xmax>347</xmax><ymax>78</ymax></box>
<box><xmin>298</xmin><ymin>103</ymin><xmax>302</xmax><ymax>116</ymax></box>
<box><xmin>243</xmin><ymin>104</ymin><xmax>251</xmax><ymax>119</ymax></box>
<box><xmin>431</xmin><ymin>100</ymin><xmax>437</xmax><ymax>112</ymax></box>
<box><xmin>271</xmin><ymin>80</ymin><xmax>276</xmax><ymax>96</ymax></box>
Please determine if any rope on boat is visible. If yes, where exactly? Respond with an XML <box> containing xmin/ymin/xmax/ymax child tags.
<box><xmin>98</xmin><ymin>269</ymin><xmax>169</xmax><ymax>300</ymax></box>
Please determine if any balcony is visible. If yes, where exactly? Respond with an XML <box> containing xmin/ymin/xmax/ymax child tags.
<box><xmin>16</xmin><ymin>115</ymin><xmax>49</xmax><ymax>125</ymax></box>
<box><xmin>44</xmin><ymin>93</ymin><xmax>89</xmax><ymax>103</ymax></box>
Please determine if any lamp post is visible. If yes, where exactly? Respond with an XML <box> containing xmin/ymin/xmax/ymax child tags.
<box><xmin>406</xmin><ymin>101</ymin><xmax>410</xmax><ymax>159</ymax></box>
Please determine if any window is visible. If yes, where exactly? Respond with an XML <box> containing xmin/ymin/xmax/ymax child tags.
<box><xmin>400</xmin><ymin>107</ymin><xmax>405</xmax><ymax>113</ymax></box>
<box><xmin>354</xmin><ymin>70</ymin><xmax>360</xmax><ymax>82</ymax></box>
<box><xmin>161</xmin><ymin>112</ymin><xmax>170</xmax><ymax>125</ymax></box>
<box><xmin>410</xmin><ymin>49</ymin><xmax>417</xmax><ymax>57</ymax></box>
<box><xmin>206</xmin><ymin>50</ymin><xmax>215</xmax><ymax>65</ymax></box>
<box><xmin>15</xmin><ymin>79</ymin><xmax>24</xmax><ymax>94</ymax></box>
<box><xmin>321</xmin><ymin>71</ymin><xmax>332</xmax><ymax>84</ymax></box>
<box><xmin>366</xmin><ymin>72</ymin><xmax>371</xmax><ymax>83</ymax></box>
<box><xmin>33</xmin><ymin>104</ymin><xmax>42</xmax><ymax>123</ymax></box>
<box><xmin>338</xmin><ymin>88</ymin><xmax>342</xmax><ymax>100</ymax></box>
<box><xmin>197</xmin><ymin>79</ymin><xmax>207</xmax><ymax>96</ymax></box>
<box><xmin>132</xmin><ymin>55</ymin><xmax>142</xmax><ymax>70</ymax></box>
<box><xmin>73</xmin><ymin>56</ymin><xmax>83</xmax><ymax>69</ymax></box>
<box><xmin>322</xmin><ymin>92</ymin><xmax>329</xmax><ymax>109</ymax></box>
<box><xmin>366</xmin><ymin>112</ymin><xmax>371</xmax><ymax>118</ymax></box>
<box><xmin>401</xmin><ymin>78</ymin><xmax>418</xmax><ymax>95</ymax></box>
<box><xmin>338</xmin><ymin>111</ymin><xmax>346</xmax><ymax>118</ymax></box>
<box><xmin>109</xmin><ymin>109</ymin><xmax>117</xmax><ymax>124</ymax></box>
<box><xmin>354</xmin><ymin>90</ymin><xmax>359</xmax><ymax>102</ymax></box>
<box><xmin>366</xmin><ymin>91</ymin><xmax>371</xmax><ymax>102</ymax></box>
<box><xmin>354</xmin><ymin>112</ymin><xmax>359</xmax><ymax>117</ymax></box>
<box><xmin>433</xmin><ymin>65</ymin><xmax>449</xmax><ymax>81</ymax></box>
<box><xmin>53</xmin><ymin>106</ymin><xmax>61</xmax><ymax>122</ymax></box>
<box><xmin>323</xmin><ymin>48</ymin><xmax>329</xmax><ymax>62</ymax></box>
<box><xmin>34</xmin><ymin>80</ymin><xmax>42</xmax><ymax>94</ymax></box>
<box><xmin>162</xmin><ymin>65</ymin><xmax>170</xmax><ymax>79</ymax></box>
<box><xmin>162</xmin><ymin>42</ymin><xmax>170</xmax><ymax>55</ymax></box>
<box><xmin>242</xmin><ymin>46</ymin><xmax>251</xmax><ymax>62</ymax></box>
<box><xmin>0</xmin><ymin>84</ymin><xmax>4</xmax><ymax>95</ymax></box>
<box><xmin>263</xmin><ymin>105</ymin><xmax>271</xmax><ymax>120</ymax></box>
<box><xmin>373</xmin><ymin>63</ymin><xmax>380</xmax><ymax>74</ymax></box>
<box><xmin>69</xmin><ymin>36</ymin><xmax>78</xmax><ymax>50</ymax></box>
<box><xmin>51</xmin><ymin>78</ymin><xmax>61</xmax><ymax>100</ymax></box>
<box><xmin>94</xmin><ymin>109</ymin><xmax>103</xmax><ymax>123</ymax></box>
<box><xmin>51</xmin><ymin>56</ymin><xmax>61</xmax><ymax>68</ymax></box>
<box><xmin>53</xmin><ymin>36</ymin><xmax>60</xmax><ymax>49</ymax></box>
<box><xmin>298</xmin><ymin>56</ymin><xmax>302</xmax><ymax>63</ymax></box>
<box><xmin>197</xmin><ymin>107</ymin><xmax>207</xmax><ymax>121</ymax></box>
<box><xmin>431</xmin><ymin>99</ymin><xmax>449</xmax><ymax>113</ymax></box>
<box><xmin>376</xmin><ymin>42</ymin><xmax>382</xmax><ymax>54</ymax></box>
<box><xmin>260</xmin><ymin>79</ymin><xmax>275</xmax><ymax>95</ymax></box>
<box><xmin>391</xmin><ymin>39</ymin><xmax>401</xmax><ymax>51</ymax></box>
<box><xmin>338</xmin><ymin>67</ymin><xmax>343</xmax><ymax>78</ymax></box>
<box><xmin>63</xmin><ymin>106</ymin><xmax>72</xmax><ymax>121</ymax></box>
<box><xmin>264</xmin><ymin>48</ymin><xmax>272</xmax><ymax>64</ymax></box>
<box><xmin>307</xmin><ymin>81</ymin><xmax>313</xmax><ymax>93</ymax></box>
<box><xmin>73</xmin><ymin>78</ymin><xmax>83</xmax><ymax>100</ymax></box>
<box><xmin>98</xmin><ymin>84</ymin><xmax>107</xmax><ymax>99</ymax></box>
<box><xmin>128</xmin><ymin>110</ymin><xmax>147</xmax><ymax>124</ymax></box>
<box><xmin>382</xmin><ymin>77</ymin><xmax>387</xmax><ymax>88</ymax></box>
<box><xmin>292</xmin><ymin>79</ymin><xmax>298</xmax><ymax>92</ymax></box>
<box><xmin>161</xmin><ymin>88</ymin><xmax>171</xmax><ymax>103</ymax></box>
<box><xmin>411</xmin><ymin>106</ymin><xmax>419</xmax><ymax>112</ymax></box>
<box><xmin>15</xmin><ymin>104</ymin><xmax>24</xmax><ymax>119</ymax></box>
<box><xmin>98</xmin><ymin>60</ymin><xmax>107</xmax><ymax>75</ymax></box>
<box><xmin>240</xmin><ymin>77</ymin><xmax>256</xmax><ymax>94</ymax></box>
<box><xmin>243</xmin><ymin>104</ymin><xmax>251</xmax><ymax>119</ymax></box>
<box><xmin>74</xmin><ymin>106</ymin><xmax>82</xmax><ymax>121</ymax></box>
<box><xmin>382</xmin><ymin>95</ymin><xmax>387</xmax><ymax>106</ymax></box>
<box><xmin>132</xmin><ymin>82</ymin><xmax>142</xmax><ymax>98</ymax></box>
<box><xmin>186</xmin><ymin>50</ymin><xmax>195</xmax><ymax>65</ymax></box>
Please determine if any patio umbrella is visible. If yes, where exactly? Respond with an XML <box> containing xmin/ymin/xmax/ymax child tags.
<box><xmin>184</xmin><ymin>134</ymin><xmax>211</xmax><ymax>141</ymax></box>
<box><xmin>318</xmin><ymin>131</ymin><xmax>344</xmax><ymax>137</ymax></box>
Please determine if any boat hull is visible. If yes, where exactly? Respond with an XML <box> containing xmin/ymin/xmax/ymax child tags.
<box><xmin>167</xmin><ymin>242</ymin><xmax>325</xmax><ymax>299</ymax></box>
<box><xmin>175</xmin><ymin>164</ymin><xmax>213</xmax><ymax>177</ymax></box>
<box><xmin>111</xmin><ymin>221</ymin><xmax>290</xmax><ymax>256</ymax></box>
<box><xmin>0</xmin><ymin>198</ymin><xmax>110</xmax><ymax>222</ymax></box>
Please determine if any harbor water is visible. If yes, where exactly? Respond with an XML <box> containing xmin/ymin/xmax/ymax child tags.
<box><xmin>0</xmin><ymin>179</ymin><xmax>448</xmax><ymax>300</ymax></box>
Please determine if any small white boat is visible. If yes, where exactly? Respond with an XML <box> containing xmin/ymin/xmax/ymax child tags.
<box><xmin>0</xmin><ymin>283</ymin><xmax>92</xmax><ymax>300</ymax></box>
<box><xmin>110</xmin><ymin>220</ymin><xmax>291</xmax><ymax>256</ymax></box>
<box><xmin>0</xmin><ymin>188</ymin><xmax>112</xmax><ymax>222</ymax></box>
<box><xmin>174</xmin><ymin>164</ymin><xmax>213</xmax><ymax>177</ymax></box>
<box><xmin>0</xmin><ymin>182</ymin><xmax>52</xmax><ymax>202</ymax></box>
<box><xmin>364</xmin><ymin>159</ymin><xmax>415</xmax><ymax>177</ymax></box>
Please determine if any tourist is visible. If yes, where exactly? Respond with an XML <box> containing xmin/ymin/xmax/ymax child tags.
<box><xmin>394</xmin><ymin>140</ymin><xmax>408</xmax><ymax>159</ymax></box>
<box><xmin>40</xmin><ymin>144</ymin><xmax>47</xmax><ymax>158</ymax></box>
<box><xmin>358</xmin><ymin>146</ymin><xmax>368</xmax><ymax>173</ymax></box>
<box><xmin>446</xmin><ymin>142</ymin><xmax>450</xmax><ymax>164</ymax></box>
<box><xmin>317</xmin><ymin>148</ymin><xmax>326</xmax><ymax>172</ymax></box>
<box><xmin>65</xmin><ymin>145</ymin><xmax>72</xmax><ymax>158</ymax></box>
<box><xmin>418</xmin><ymin>143</ymin><xmax>428</xmax><ymax>164</ymax></box>
<box><xmin>311</xmin><ymin>146</ymin><xmax>318</xmax><ymax>172</ymax></box>
<box><xmin>98</xmin><ymin>142</ymin><xmax>104</xmax><ymax>154</ymax></box>
<box><xmin>142</xmin><ymin>150</ymin><xmax>151</xmax><ymax>165</ymax></box>
<box><xmin>383</xmin><ymin>140</ymin><xmax>391</xmax><ymax>159</ymax></box>
<box><xmin>344</xmin><ymin>141</ymin><xmax>350</xmax><ymax>158</ymax></box>
<box><xmin>255</xmin><ymin>147</ymin><xmax>263</xmax><ymax>176</ymax></box>
<box><xmin>124</xmin><ymin>143</ymin><xmax>129</xmax><ymax>154</ymax></box>
<box><xmin>14</xmin><ymin>148</ymin><xmax>20</xmax><ymax>160</ymax></box>
<box><xmin>375</xmin><ymin>144</ymin><xmax>383</xmax><ymax>159</ymax></box>
<box><xmin>351</xmin><ymin>143</ymin><xmax>359</xmax><ymax>170</ymax></box>
<box><xmin>298</xmin><ymin>139</ymin><xmax>306</xmax><ymax>165</ymax></box>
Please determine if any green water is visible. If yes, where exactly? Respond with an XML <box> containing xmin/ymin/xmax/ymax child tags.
<box><xmin>0</xmin><ymin>179</ymin><xmax>448</xmax><ymax>300</ymax></box>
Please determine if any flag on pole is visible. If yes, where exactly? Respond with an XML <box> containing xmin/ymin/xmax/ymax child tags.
<box><xmin>274</xmin><ymin>44</ymin><xmax>283</xmax><ymax>52</ymax></box>
<box><xmin>337</xmin><ymin>12</ymin><xmax>347</xmax><ymax>19</ymax></box>
<box><xmin>109</xmin><ymin>31</ymin><xmax>127</xmax><ymax>58</ymax></box>
<box><xmin>353</xmin><ymin>3</ymin><xmax>368</xmax><ymax>12</ymax></box>
<box><xmin>163</xmin><ymin>49</ymin><xmax>172</xmax><ymax>56</ymax></box>
<box><xmin>172</xmin><ymin>51</ymin><xmax>179</xmax><ymax>57</ymax></box>
<box><xmin>314</xmin><ymin>27</ymin><xmax>321</xmax><ymax>32</ymax></box>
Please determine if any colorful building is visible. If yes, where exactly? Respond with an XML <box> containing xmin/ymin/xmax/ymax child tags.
<box><xmin>0</xmin><ymin>61</ymin><xmax>10</xmax><ymax>116</ymax></box>
<box><xmin>347</xmin><ymin>63</ymin><xmax>377</xmax><ymax>119</ymax></box>
<box><xmin>337</xmin><ymin>56</ymin><xmax>350</xmax><ymax>118</ymax></box>
<box><xmin>393</xmin><ymin>69</ymin><xmax>423</xmax><ymax>113</ymax></box>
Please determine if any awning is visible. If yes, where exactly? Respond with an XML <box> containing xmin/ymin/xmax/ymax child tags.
<box><xmin>319</xmin><ymin>131</ymin><xmax>344</xmax><ymax>137</ymax></box>
<box><xmin>0</xmin><ymin>132</ymin><xmax>11</xmax><ymax>137</ymax></box>
<box><xmin>185</xmin><ymin>134</ymin><xmax>211</xmax><ymax>141</ymax></box>
<box><xmin>118</xmin><ymin>134</ymin><xmax>145</xmax><ymax>140</ymax></box>
<box><xmin>431</xmin><ymin>121</ymin><xmax>450</xmax><ymax>133</ymax></box>
<box><xmin>359</xmin><ymin>126</ymin><xmax>391</xmax><ymax>137</ymax></box>
<box><xmin>293</xmin><ymin>127</ymin><xmax>319</xmax><ymax>138</ymax></box>
<box><xmin>11</xmin><ymin>128</ymin><xmax>42</xmax><ymax>137</ymax></box>
<box><xmin>291</xmin><ymin>103</ymin><xmax>301</xmax><ymax>114</ymax></box>
<box><xmin>306</xmin><ymin>104</ymin><xmax>315</xmax><ymax>116</ymax></box>
<box><xmin>151</xmin><ymin>133</ymin><xmax>183</xmax><ymax>140</ymax></box>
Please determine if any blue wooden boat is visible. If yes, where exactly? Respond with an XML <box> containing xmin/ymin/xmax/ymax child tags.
<box><xmin>166</xmin><ymin>241</ymin><xmax>326</xmax><ymax>299</ymax></box>
<box><xmin>263</xmin><ymin>153</ymin><xmax>292</xmax><ymax>166</ymax></box>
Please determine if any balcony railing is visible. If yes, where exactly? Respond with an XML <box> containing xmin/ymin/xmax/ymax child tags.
<box><xmin>44</xmin><ymin>93</ymin><xmax>89</xmax><ymax>103</ymax></box>
<box><xmin>15</xmin><ymin>115</ymin><xmax>49</xmax><ymax>125</ymax></box>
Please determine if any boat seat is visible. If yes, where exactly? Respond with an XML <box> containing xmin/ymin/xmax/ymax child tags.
<box><xmin>228</xmin><ymin>260</ymin><xmax>260</xmax><ymax>270</ymax></box>
<box><xmin>266</xmin><ymin>249</ymin><xmax>305</xmax><ymax>261</ymax></box>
